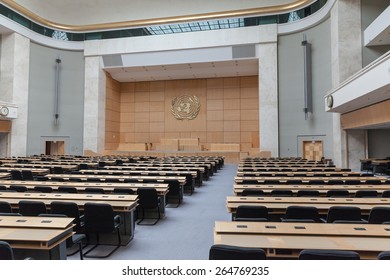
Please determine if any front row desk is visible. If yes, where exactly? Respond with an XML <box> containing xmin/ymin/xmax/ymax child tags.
<box><xmin>0</xmin><ymin>191</ymin><xmax>169</xmax><ymax>259</ymax></box>
<box><xmin>214</xmin><ymin>221</ymin><xmax>390</xmax><ymax>259</ymax></box>
<box><xmin>0</xmin><ymin>216</ymin><xmax>74</xmax><ymax>260</ymax></box>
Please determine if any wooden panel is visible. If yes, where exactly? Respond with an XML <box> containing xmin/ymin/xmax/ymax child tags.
<box><xmin>303</xmin><ymin>140</ymin><xmax>323</xmax><ymax>161</ymax></box>
<box><xmin>0</xmin><ymin>120</ymin><xmax>12</xmax><ymax>132</ymax></box>
<box><xmin>107</xmin><ymin>76</ymin><xmax>259</xmax><ymax>153</ymax></box>
<box><xmin>341</xmin><ymin>100</ymin><xmax>390</xmax><ymax>129</ymax></box>
<box><xmin>210</xmin><ymin>143</ymin><xmax>240</xmax><ymax>151</ymax></box>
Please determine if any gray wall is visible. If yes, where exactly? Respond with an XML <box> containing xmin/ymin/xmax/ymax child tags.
<box><xmin>361</xmin><ymin>0</ymin><xmax>390</xmax><ymax>67</ymax></box>
<box><xmin>278</xmin><ymin>18</ymin><xmax>333</xmax><ymax>159</ymax></box>
<box><xmin>368</xmin><ymin>129</ymin><xmax>390</xmax><ymax>158</ymax></box>
<box><xmin>27</xmin><ymin>43</ymin><xmax>85</xmax><ymax>155</ymax></box>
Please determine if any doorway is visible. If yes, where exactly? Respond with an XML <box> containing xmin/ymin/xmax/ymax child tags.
<box><xmin>302</xmin><ymin>140</ymin><xmax>323</xmax><ymax>161</ymax></box>
<box><xmin>45</xmin><ymin>141</ymin><xmax>65</xmax><ymax>155</ymax></box>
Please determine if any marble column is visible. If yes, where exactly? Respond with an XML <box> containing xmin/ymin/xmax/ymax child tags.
<box><xmin>257</xmin><ymin>43</ymin><xmax>279</xmax><ymax>157</ymax></box>
<box><xmin>83</xmin><ymin>56</ymin><xmax>106</xmax><ymax>154</ymax></box>
<box><xmin>331</xmin><ymin>0</ymin><xmax>363</xmax><ymax>167</ymax></box>
<box><xmin>0</xmin><ymin>33</ymin><xmax>30</xmax><ymax>156</ymax></box>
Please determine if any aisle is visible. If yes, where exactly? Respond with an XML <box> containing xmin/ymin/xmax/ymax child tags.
<box><xmin>70</xmin><ymin>163</ymin><xmax>237</xmax><ymax>260</ymax></box>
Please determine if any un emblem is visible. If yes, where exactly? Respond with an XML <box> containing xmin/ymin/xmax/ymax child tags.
<box><xmin>171</xmin><ymin>95</ymin><xmax>201</xmax><ymax>120</ymax></box>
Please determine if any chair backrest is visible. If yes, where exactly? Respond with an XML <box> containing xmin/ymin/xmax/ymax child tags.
<box><xmin>166</xmin><ymin>180</ymin><xmax>181</xmax><ymax>195</ymax></box>
<box><xmin>53</xmin><ymin>166</ymin><xmax>64</xmax><ymax>174</ymax></box>
<box><xmin>9</xmin><ymin>185</ymin><xmax>28</xmax><ymax>192</ymax></box>
<box><xmin>286</xmin><ymin>180</ymin><xmax>302</xmax><ymax>185</ymax></box>
<box><xmin>113</xmin><ymin>188</ymin><xmax>135</xmax><ymax>194</ymax></box>
<box><xmin>241</xmin><ymin>179</ymin><xmax>259</xmax><ymax>185</ymax></box>
<box><xmin>284</xmin><ymin>206</ymin><xmax>319</xmax><ymax>222</ymax></box>
<box><xmin>297</xmin><ymin>190</ymin><xmax>320</xmax><ymax>197</ymax></box>
<box><xmin>378</xmin><ymin>251</ymin><xmax>390</xmax><ymax>260</ymax></box>
<box><xmin>79</xmin><ymin>163</ymin><xmax>89</xmax><ymax>170</ymax></box>
<box><xmin>0</xmin><ymin>201</ymin><xmax>12</xmax><ymax>213</ymax></box>
<box><xmin>326</xmin><ymin>206</ymin><xmax>362</xmax><ymax>223</ymax></box>
<box><xmin>137</xmin><ymin>188</ymin><xmax>159</xmax><ymax>209</ymax></box>
<box><xmin>345</xmin><ymin>180</ymin><xmax>361</xmax><ymax>185</ymax></box>
<box><xmin>365</xmin><ymin>179</ymin><xmax>382</xmax><ymax>185</ymax></box>
<box><xmin>10</xmin><ymin>170</ymin><xmax>23</xmax><ymax>180</ymax></box>
<box><xmin>382</xmin><ymin>190</ymin><xmax>390</xmax><ymax>198</ymax></box>
<box><xmin>299</xmin><ymin>249</ymin><xmax>360</xmax><ymax>260</ymax></box>
<box><xmin>209</xmin><ymin>244</ymin><xmax>266</xmax><ymax>260</ymax></box>
<box><xmin>34</xmin><ymin>186</ymin><xmax>53</xmax><ymax>193</ymax></box>
<box><xmin>263</xmin><ymin>180</ymin><xmax>281</xmax><ymax>185</ymax></box>
<box><xmin>326</xmin><ymin>190</ymin><xmax>349</xmax><ymax>197</ymax></box>
<box><xmin>84</xmin><ymin>187</ymin><xmax>105</xmax><ymax>194</ymax></box>
<box><xmin>327</xmin><ymin>180</ymin><xmax>344</xmax><ymax>185</ymax></box>
<box><xmin>308</xmin><ymin>180</ymin><xmax>325</xmax><ymax>185</ymax></box>
<box><xmin>0</xmin><ymin>185</ymin><xmax>6</xmax><ymax>190</ymax></box>
<box><xmin>271</xmin><ymin>190</ymin><xmax>293</xmax><ymax>197</ymax></box>
<box><xmin>368</xmin><ymin>207</ymin><xmax>390</xmax><ymax>224</ymax></box>
<box><xmin>58</xmin><ymin>186</ymin><xmax>78</xmax><ymax>193</ymax></box>
<box><xmin>355</xmin><ymin>190</ymin><xmax>378</xmax><ymax>198</ymax></box>
<box><xmin>241</xmin><ymin>189</ymin><xmax>264</xmax><ymax>196</ymax></box>
<box><xmin>50</xmin><ymin>201</ymin><xmax>83</xmax><ymax>231</ymax></box>
<box><xmin>235</xmin><ymin>205</ymin><xmax>268</xmax><ymax>221</ymax></box>
<box><xmin>0</xmin><ymin>241</ymin><xmax>14</xmax><ymax>260</ymax></box>
<box><xmin>21</xmin><ymin>170</ymin><xmax>34</xmax><ymax>181</ymax></box>
<box><xmin>84</xmin><ymin>203</ymin><xmax>116</xmax><ymax>233</ymax></box>
<box><xmin>18</xmin><ymin>200</ymin><xmax>47</xmax><ymax>216</ymax></box>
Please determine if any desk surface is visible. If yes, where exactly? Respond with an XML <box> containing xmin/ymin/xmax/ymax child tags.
<box><xmin>0</xmin><ymin>216</ymin><xmax>74</xmax><ymax>249</ymax></box>
<box><xmin>80</xmin><ymin>169</ymin><xmax>197</xmax><ymax>177</ymax></box>
<box><xmin>235</xmin><ymin>176</ymin><xmax>387</xmax><ymax>183</ymax></box>
<box><xmin>0</xmin><ymin>172</ymin><xmax>9</xmax><ymax>179</ymax></box>
<box><xmin>0</xmin><ymin>167</ymin><xmax>50</xmax><ymax>174</ymax></box>
<box><xmin>237</xmin><ymin>171</ymin><xmax>363</xmax><ymax>177</ymax></box>
<box><xmin>0</xmin><ymin>191</ymin><xmax>138</xmax><ymax>201</ymax></box>
<box><xmin>214</xmin><ymin>221</ymin><xmax>390</xmax><ymax>259</ymax></box>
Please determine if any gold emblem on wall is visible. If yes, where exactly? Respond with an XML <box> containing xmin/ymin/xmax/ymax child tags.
<box><xmin>171</xmin><ymin>95</ymin><xmax>201</xmax><ymax>120</ymax></box>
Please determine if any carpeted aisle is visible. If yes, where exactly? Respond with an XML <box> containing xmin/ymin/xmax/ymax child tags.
<box><xmin>70</xmin><ymin>163</ymin><xmax>237</xmax><ymax>260</ymax></box>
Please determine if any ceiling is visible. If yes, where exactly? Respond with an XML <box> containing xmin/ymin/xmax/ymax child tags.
<box><xmin>105</xmin><ymin>59</ymin><xmax>258</xmax><ymax>82</ymax></box>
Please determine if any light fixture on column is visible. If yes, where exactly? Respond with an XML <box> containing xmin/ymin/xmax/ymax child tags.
<box><xmin>302</xmin><ymin>34</ymin><xmax>312</xmax><ymax>120</ymax></box>
<box><xmin>54</xmin><ymin>56</ymin><xmax>61</xmax><ymax>125</ymax></box>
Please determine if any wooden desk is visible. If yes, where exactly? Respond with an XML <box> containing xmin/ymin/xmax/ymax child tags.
<box><xmin>214</xmin><ymin>221</ymin><xmax>390</xmax><ymax>259</ymax></box>
<box><xmin>2</xmin><ymin>163</ymin><xmax>78</xmax><ymax>171</ymax></box>
<box><xmin>238</xmin><ymin>167</ymin><xmax>341</xmax><ymax>172</ymax></box>
<box><xmin>0</xmin><ymin>192</ymin><xmax>138</xmax><ymax>246</ymax></box>
<box><xmin>226</xmin><ymin>196</ymin><xmax>390</xmax><ymax>217</ymax></box>
<box><xmin>234</xmin><ymin>176</ymin><xmax>387</xmax><ymax>184</ymax></box>
<box><xmin>237</xmin><ymin>171</ymin><xmax>363</xmax><ymax>177</ymax></box>
<box><xmin>0</xmin><ymin>216</ymin><xmax>74</xmax><ymax>260</ymax></box>
<box><xmin>0</xmin><ymin>167</ymin><xmax>50</xmax><ymax>175</ymax></box>
<box><xmin>233</xmin><ymin>184</ymin><xmax>390</xmax><ymax>196</ymax></box>
<box><xmin>0</xmin><ymin>172</ymin><xmax>9</xmax><ymax>179</ymax></box>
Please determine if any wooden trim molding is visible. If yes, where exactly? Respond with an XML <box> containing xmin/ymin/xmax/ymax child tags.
<box><xmin>340</xmin><ymin>100</ymin><xmax>390</xmax><ymax>129</ymax></box>
<box><xmin>2</xmin><ymin>0</ymin><xmax>314</xmax><ymax>32</ymax></box>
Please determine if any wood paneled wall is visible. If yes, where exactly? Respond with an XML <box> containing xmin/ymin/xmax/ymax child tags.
<box><xmin>105</xmin><ymin>75</ymin><xmax>259</xmax><ymax>153</ymax></box>
<box><xmin>105</xmin><ymin>73</ymin><xmax>121</xmax><ymax>150</ymax></box>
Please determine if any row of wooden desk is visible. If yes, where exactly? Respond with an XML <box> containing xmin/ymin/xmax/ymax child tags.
<box><xmin>235</xmin><ymin>176</ymin><xmax>388</xmax><ymax>184</ymax></box>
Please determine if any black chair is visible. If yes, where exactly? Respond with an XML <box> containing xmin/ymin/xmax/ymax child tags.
<box><xmin>104</xmin><ymin>178</ymin><xmax>120</xmax><ymax>183</ymax></box>
<box><xmin>124</xmin><ymin>178</ymin><xmax>140</xmax><ymax>183</ymax></box>
<box><xmin>209</xmin><ymin>244</ymin><xmax>266</xmax><ymax>260</ymax></box>
<box><xmin>39</xmin><ymin>213</ymin><xmax>85</xmax><ymax>260</ymax></box>
<box><xmin>286</xmin><ymin>180</ymin><xmax>302</xmax><ymax>185</ymax></box>
<box><xmin>345</xmin><ymin>180</ymin><xmax>361</xmax><ymax>185</ymax></box>
<box><xmin>241</xmin><ymin>189</ymin><xmax>264</xmax><ymax>196</ymax></box>
<box><xmin>0</xmin><ymin>185</ymin><xmax>6</xmax><ymax>190</ymax></box>
<box><xmin>9</xmin><ymin>185</ymin><xmax>28</xmax><ymax>192</ymax></box>
<box><xmin>378</xmin><ymin>251</ymin><xmax>390</xmax><ymax>260</ymax></box>
<box><xmin>382</xmin><ymin>190</ymin><xmax>390</xmax><ymax>198</ymax></box>
<box><xmin>326</xmin><ymin>190</ymin><xmax>350</xmax><ymax>197</ymax></box>
<box><xmin>79</xmin><ymin>163</ymin><xmax>89</xmax><ymax>170</ymax></box>
<box><xmin>355</xmin><ymin>190</ymin><xmax>378</xmax><ymax>198</ymax></box>
<box><xmin>136</xmin><ymin>188</ymin><xmax>161</xmax><ymax>225</ymax></box>
<box><xmin>58</xmin><ymin>186</ymin><xmax>78</xmax><ymax>193</ymax></box>
<box><xmin>327</xmin><ymin>180</ymin><xmax>344</xmax><ymax>185</ymax></box>
<box><xmin>299</xmin><ymin>249</ymin><xmax>360</xmax><ymax>260</ymax></box>
<box><xmin>271</xmin><ymin>190</ymin><xmax>293</xmax><ymax>197</ymax></box>
<box><xmin>83</xmin><ymin>203</ymin><xmax>121</xmax><ymax>258</ymax></box>
<box><xmin>234</xmin><ymin>205</ymin><xmax>268</xmax><ymax>222</ymax></box>
<box><xmin>84</xmin><ymin>187</ymin><xmax>105</xmax><ymax>194</ymax></box>
<box><xmin>241</xmin><ymin>179</ymin><xmax>259</xmax><ymax>185</ymax></box>
<box><xmin>33</xmin><ymin>186</ymin><xmax>53</xmax><ymax>193</ymax></box>
<box><xmin>21</xmin><ymin>170</ymin><xmax>35</xmax><ymax>181</ymax></box>
<box><xmin>50</xmin><ymin>201</ymin><xmax>84</xmax><ymax>232</ymax></box>
<box><xmin>281</xmin><ymin>206</ymin><xmax>320</xmax><ymax>223</ymax></box>
<box><xmin>263</xmin><ymin>180</ymin><xmax>281</xmax><ymax>185</ymax></box>
<box><xmin>52</xmin><ymin>166</ymin><xmax>64</xmax><ymax>174</ymax></box>
<box><xmin>0</xmin><ymin>241</ymin><xmax>14</xmax><ymax>260</ymax></box>
<box><xmin>308</xmin><ymin>180</ymin><xmax>325</xmax><ymax>185</ymax></box>
<box><xmin>368</xmin><ymin>207</ymin><xmax>390</xmax><ymax>224</ymax></box>
<box><xmin>113</xmin><ymin>188</ymin><xmax>135</xmax><ymax>194</ymax></box>
<box><xmin>365</xmin><ymin>179</ymin><xmax>382</xmax><ymax>185</ymax></box>
<box><xmin>166</xmin><ymin>180</ymin><xmax>182</xmax><ymax>207</ymax></box>
<box><xmin>18</xmin><ymin>200</ymin><xmax>47</xmax><ymax>216</ymax></box>
<box><xmin>0</xmin><ymin>201</ymin><xmax>12</xmax><ymax>213</ymax></box>
<box><xmin>323</xmin><ymin>206</ymin><xmax>366</xmax><ymax>223</ymax></box>
<box><xmin>10</xmin><ymin>170</ymin><xmax>23</xmax><ymax>180</ymax></box>
<box><xmin>297</xmin><ymin>190</ymin><xmax>320</xmax><ymax>197</ymax></box>
<box><xmin>86</xmin><ymin>178</ymin><xmax>102</xmax><ymax>183</ymax></box>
